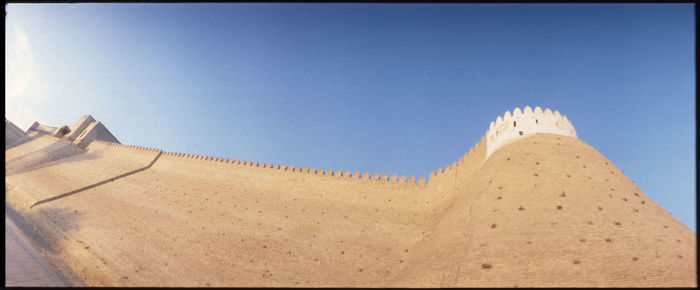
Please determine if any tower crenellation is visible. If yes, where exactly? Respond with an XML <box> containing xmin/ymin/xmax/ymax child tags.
<box><xmin>485</xmin><ymin>106</ymin><xmax>577</xmax><ymax>158</ymax></box>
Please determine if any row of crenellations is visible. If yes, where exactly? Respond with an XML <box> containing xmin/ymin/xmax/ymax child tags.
<box><xmin>488</xmin><ymin>106</ymin><xmax>572</xmax><ymax>131</ymax></box>
<box><xmin>160</xmin><ymin>151</ymin><xmax>429</xmax><ymax>185</ymax></box>
<box><xmin>88</xmin><ymin>140</ymin><xmax>428</xmax><ymax>185</ymax></box>
<box><xmin>429</xmin><ymin>132</ymin><xmax>489</xmax><ymax>183</ymax></box>
<box><xmin>90</xmin><ymin>140</ymin><xmax>162</xmax><ymax>153</ymax></box>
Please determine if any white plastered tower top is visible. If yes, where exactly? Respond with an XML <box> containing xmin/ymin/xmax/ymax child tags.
<box><xmin>485</xmin><ymin>106</ymin><xmax>577</xmax><ymax>158</ymax></box>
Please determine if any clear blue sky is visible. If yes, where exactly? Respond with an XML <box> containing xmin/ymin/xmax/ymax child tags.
<box><xmin>5</xmin><ymin>4</ymin><xmax>695</xmax><ymax>231</ymax></box>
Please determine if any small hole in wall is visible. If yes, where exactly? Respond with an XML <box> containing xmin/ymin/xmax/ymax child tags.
<box><xmin>513</xmin><ymin>121</ymin><xmax>517</xmax><ymax>127</ymax></box>
<box><xmin>536</xmin><ymin>119</ymin><xmax>539</xmax><ymax>124</ymax></box>
<box><xmin>519</xmin><ymin>131</ymin><xmax>523</xmax><ymax>136</ymax></box>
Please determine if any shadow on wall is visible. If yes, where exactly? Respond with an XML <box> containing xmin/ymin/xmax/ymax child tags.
<box><xmin>5</xmin><ymin>147</ymin><xmax>104</xmax><ymax>177</ymax></box>
<box><xmin>6</xmin><ymin>132</ymin><xmax>44</xmax><ymax>150</ymax></box>
<box><xmin>5</xmin><ymin>203</ymin><xmax>82</xmax><ymax>254</ymax></box>
<box><xmin>30</xmin><ymin>151</ymin><xmax>163</xmax><ymax>209</ymax></box>
<box><xmin>5</xmin><ymin>139</ymin><xmax>85</xmax><ymax>176</ymax></box>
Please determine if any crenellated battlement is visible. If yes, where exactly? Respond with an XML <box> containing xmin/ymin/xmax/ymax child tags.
<box><xmin>159</xmin><ymin>150</ymin><xmax>428</xmax><ymax>186</ymax></box>
<box><xmin>87</xmin><ymin>139</ymin><xmax>162</xmax><ymax>153</ymax></box>
<box><xmin>426</xmin><ymin>133</ymin><xmax>489</xmax><ymax>188</ymax></box>
<box><xmin>485</xmin><ymin>106</ymin><xmax>576</xmax><ymax>158</ymax></box>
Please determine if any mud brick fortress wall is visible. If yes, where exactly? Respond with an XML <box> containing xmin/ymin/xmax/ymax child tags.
<box><xmin>5</xmin><ymin>106</ymin><xmax>695</xmax><ymax>287</ymax></box>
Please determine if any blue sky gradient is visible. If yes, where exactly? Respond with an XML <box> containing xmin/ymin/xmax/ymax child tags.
<box><xmin>5</xmin><ymin>4</ymin><xmax>695</xmax><ymax>231</ymax></box>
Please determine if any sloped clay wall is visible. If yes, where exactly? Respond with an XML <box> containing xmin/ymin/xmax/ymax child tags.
<box><xmin>389</xmin><ymin>133</ymin><xmax>696</xmax><ymax>287</ymax></box>
<box><xmin>6</xmin><ymin>140</ymin><xmax>161</xmax><ymax>209</ymax></box>
<box><xmin>7</xmin><ymin>106</ymin><xmax>694</xmax><ymax>287</ymax></box>
<box><xmin>5</xmin><ymin>132</ymin><xmax>84</xmax><ymax>176</ymax></box>
<box><xmin>153</xmin><ymin>152</ymin><xmax>428</xmax><ymax>208</ymax></box>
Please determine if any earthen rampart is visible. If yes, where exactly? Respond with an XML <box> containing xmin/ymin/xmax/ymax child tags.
<box><xmin>5</xmin><ymin>132</ymin><xmax>85</xmax><ymax>176</ymax></box>
<box><xmin>7</xmin><ymin>108</ymin><xmax>698</xmax><ymax>288</ymax></box>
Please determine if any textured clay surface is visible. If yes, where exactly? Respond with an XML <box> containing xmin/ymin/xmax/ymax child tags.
<box><xmin>4</xmin><ymin>132</ymin><xmax>696</xmax><ymax>287</ymax></box>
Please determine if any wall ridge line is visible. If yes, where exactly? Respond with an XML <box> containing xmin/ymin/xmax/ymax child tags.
<box><xmin>158</xmin><ymin>149</ymin><xmax>427</xmax><ymax>186</ymax></box>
